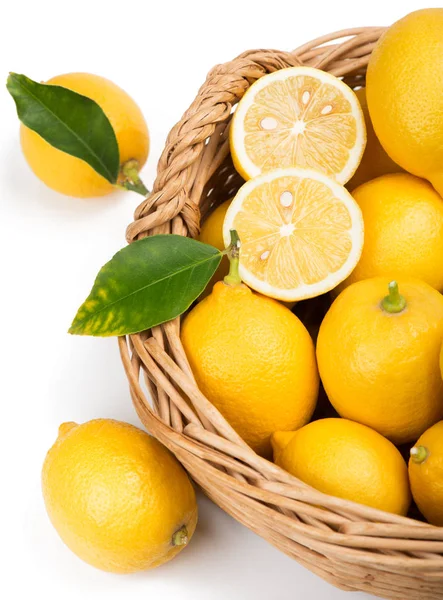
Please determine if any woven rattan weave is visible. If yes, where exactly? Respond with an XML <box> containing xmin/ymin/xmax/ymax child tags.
<box><xmin>119</xmin><ymin>27</ymin><xmax>443</xmax><ymax>600</ymax></box>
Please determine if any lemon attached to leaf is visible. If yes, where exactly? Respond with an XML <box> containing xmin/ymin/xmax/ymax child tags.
<box><xmin>8</xmin><ymin>72</ymin><xmax>149</xmax><ymax>197</ymax></box>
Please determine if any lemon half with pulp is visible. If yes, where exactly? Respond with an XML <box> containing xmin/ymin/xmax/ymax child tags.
<box><xmin>230</xmin><ymin>66</ymin><xmax>366</xmax><ymax>183</ymax></box>
<box><xmin>223</xmin><ymin>168</ymin><xmax>364</xmax><ymax>301</ymax></box>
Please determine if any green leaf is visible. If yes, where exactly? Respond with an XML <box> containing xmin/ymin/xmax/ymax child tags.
<box><xmin>7</xmin><ymin>73</ymin><xmax>120</xmax><ymax>183</ymax></box>
<box><xmin>69</xmin><ymin>235</ymin><xmax>222</xmax><ymax>337</ymax></box>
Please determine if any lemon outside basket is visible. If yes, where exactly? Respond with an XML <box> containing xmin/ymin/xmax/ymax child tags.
<box><xmin>119</xmin><ymin>27</ymin><xmax>443</xmax><ymax>600</ymax></box>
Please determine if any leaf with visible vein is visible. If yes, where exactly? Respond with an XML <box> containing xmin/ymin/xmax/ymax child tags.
<box><xmin>69</xmin><ymin>235</ymin><xmax>222</xmax><ymax>336</ymax></box>
<box><xmin>7</xmin><ymin>73</ymin><xmax>119</xmax><ymax>183</ymax></box>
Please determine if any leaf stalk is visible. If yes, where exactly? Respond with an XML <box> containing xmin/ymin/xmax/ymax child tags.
<box><xmin>224</xmin><ymin>229</ymin><xmax>242</xmax><ymax>286</ymax></box>
<box><xmin>119</xmin><ymin>159</ymin><xmax>150</xmax><ymax>196</ymax></box>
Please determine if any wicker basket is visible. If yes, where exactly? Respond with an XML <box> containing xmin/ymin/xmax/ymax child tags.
<box><xmin>119</xmin><ymin>27</ymin><xmax>443</xmax><ymax>600</ymax></box>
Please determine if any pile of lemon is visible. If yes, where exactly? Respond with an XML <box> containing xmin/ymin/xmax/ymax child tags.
<box><xmin>189</xmin><ymin>8</ymin><xmax>443</xmax><ymax>526</ymax></box>
<box><xmin>41</xmin><ymin>8</ymin><xmax>443</xmax><ymax>577</ymax></box>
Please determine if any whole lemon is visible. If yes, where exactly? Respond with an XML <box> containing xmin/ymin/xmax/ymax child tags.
<box><xmin>181</xmin><ymin>280</ymin><xmax>319</xmax><ymax>456</ymax></box>
<box><xmin>272</xmin><ymin>418</ymin><xmax>411</xmax><ymax>516</ymax></box>
<box><xmin>409</xmin><ymin>421</ymin><xmax>443</xmax><ymax>526</ymax></box>
<box><xmin>338</xmin><ymin>174</ymin><xmax>443</xmax><ymax>292</ymax></box>
<box><xmin>317</xmin><ymin>278</ymin><xmax>443</xmax><ymax>445</ymax></box>
<box><xmin>198</xmin><ymin>199</ymin><xmax>232</xmax><ymax>294</ymax></box>
<box><xmin>366</xmin><ymin>9</ymin><xmax>443</xmax><ymax>196</ymax></box>
<box><xmin>199</xmin><ymin>199</ymin><xmax>232</xmax><ymax>250</ymax></box>
<box><xmin>21</xmin><ymin>73</ymin><xmax>149</xmax><ymax>197</ymax></box>
<box><xmin>42</xmin><ymin>420</ymin><xmax>197</xmax><ymax>573</ymax></box>
<box><xmin>347</xmin><ymin>88</ymin><xmax>403</xmax><ymax>191</ymax></box>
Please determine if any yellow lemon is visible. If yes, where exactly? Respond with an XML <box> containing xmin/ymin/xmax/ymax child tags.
<box><xmin>272</xmin><ymin>418</ymin><xmax>411</xmax><ymax>516</ymax></box>
<box><xmin>317</xmin><ymin>278</ymin><xmax>443</xmax><ymax>445</ymax></box>
<box><xmin>21</xmin><ymin>73</ymin><xmax>149</xmax><ymax>197</ymax></box>
<box><xmin>223</xmin><ymin>168</ymin><xmax>363</xmax><ymax>301</ymax></box>
<box><xmin>230</xmin><ymin>66</ymin><xmax>365</xmax><ymax>183</ymax></box>
<box><xmin>347</xmin><ymin>88</ymin><xmax>403</xmax><ymax>191</ymax></box>
<box><xmin>338</xmin><ymin>174</ymin><xmax>443</xmax><ymax>293</ymax></box>
<box><xmin>198</xmin><ymin>199</ymin><xmax>232</xmax><ymax>294</ymax></box>
<box><xmin>409</xmin><ymin>421</ymin><xmax>443</xmax><ymax>526</ymax></box>
<box><xmin>42</xmin><ymin>420</ymin><xmax>197</xmax><ymax>573</ymax></box>
<box><xmin>181</xmin><ymin>280</ymin><xmax>319</xmax><ymax>456</ymax></box>
<box><xmin>366</xmin><ymin>9</ymin><xmax>443</xmax><ymax>196</ymax></box>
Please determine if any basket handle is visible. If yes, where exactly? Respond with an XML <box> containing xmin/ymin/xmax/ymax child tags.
<box><xmin>125</xmin><ymin>28</ymin><xmax>385</xmax><ymax>245</ymax></box>
<box><xmin>125</xmin><ymin>49</ymin><xmax>302</xmax><ymax>244</ymax></box>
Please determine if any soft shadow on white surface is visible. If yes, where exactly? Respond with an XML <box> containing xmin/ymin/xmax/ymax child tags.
<box><xmin>1</xmin><ymin>141</ymin><xmax>124</xmax><ymax>218</ymax></box>
<box><xmin>24</xmin><ymin>492</ymin><xmax>372</xmax><ymax>600</ymax></box>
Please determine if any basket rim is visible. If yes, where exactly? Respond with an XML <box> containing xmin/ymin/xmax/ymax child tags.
<box><xmin>121</xmin><ymin>26</ymin><xmax>443</xmax><ymax>600</ymax></box>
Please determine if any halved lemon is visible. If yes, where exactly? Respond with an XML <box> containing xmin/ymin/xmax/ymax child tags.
<box><xmin>223</xmin><ymin>169</ymin><xmax>364</xmax><ymax>301</ymax></box>
<box><xmin>230</xmin><ymin>66</ymin><xmax>366</xmax><ymax>184</ymax></box>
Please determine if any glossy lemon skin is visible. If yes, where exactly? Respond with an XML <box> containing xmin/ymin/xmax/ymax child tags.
<box><xmin>409</xmin><ymin>420</ymin><xmax>443</xmax><ymax>526</ymax></box>
<box><xmin>272</xmin><ymin>418</ymin><xmax>411</xmax><ymax>516</ymax></box>
<box><xmin>366</xmin><ymin>9</ymin><xmax>443</xmax><ymax>196</ymax></box>
<box><xmin>317</xmin><ymin>278</ymin><xmax>443</xmax><ymax>445</ymax></box>
<box><xmin>42</xmin><ymin>420</ymin><xmax>197</xmax><ymax>573</ymax></box>
<box><xmin>347</xmin><ymin>88</ymin><xmax>403</xmax><ymax>191</ymax></box>
<box><xmin>181</xmin><ymin>281</ymin><xmax>319</xmax><ymax>456</ymax></box>
<box><xmin>198</xmin><ymin>199</ymin><xmax>232</xmax><ymax>296</ymax></box>
<box><xmin>21</xmin><ymin>73</ymin><xmax>149</xmax><ymax>197</ymax></box>
<box><xmin>339</xmin><ymin>174</ymin><xmax>443</xmax><ymax>293</ymax></box>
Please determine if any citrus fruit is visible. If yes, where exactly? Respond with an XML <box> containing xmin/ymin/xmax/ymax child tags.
<box><xmin>198</xmin><ymin>199</ymin><xmax>232</xmax><ymax>294</ymax></box>
<box><xmin>272</xmin><ymin>418</ymin><xmax>411</xmax><ymax>516</ymax></box>
<box><xmin>181</xmin><ymin>278</ymin><xmax>319</xmax><ymax>457</ymax></box>
<box><xmin>21</xmin><ymin>73</ymin><xmax>149</xmax><ymax>197</ymax></box>
<box><xmin>317</xmin><ymin>278</ymin><xmax>443</xmax><ymax>445</ymax></box>
<box><xmin>347</xmin><ymin>88</ymin><xmax>403</xmax><ymax>191</ymax></box>
<box><xmin>409</xmin><ymin>421</ymin><xmax>443</xmax><ymax>526</ymax></box>
<box><xmin>42</xmin><ymin>419</ymin><xmax>197</xmax><ymax>573</ymax></box>
<box><xmin>230</xmin><ymin>66</ymin><xmax>366</xmax><ymax>183</ymax></box>
<box><xmin>338</xmin><ymin>173</ymin><xmax>443</xmax><ymax>293</ymax></box>
<box><xmin>199</xmin><ymin>199</ymin><xmax>232</xmax><ymax>251</ymax></box>
<box><xmin>222</xmin><ymin>168</ymin><xmax>364</xmax><ymax>301</ymax></box>
<box><xmin>366</xmin><ymin>9</ymin><xmax>443</xmax><ymax>197</ymax></box>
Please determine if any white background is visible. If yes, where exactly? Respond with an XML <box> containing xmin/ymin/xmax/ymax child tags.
<box><xmin>0</xmin><ymin>1</ymin><xmax>437</xmax><ymax>598</ymax></box>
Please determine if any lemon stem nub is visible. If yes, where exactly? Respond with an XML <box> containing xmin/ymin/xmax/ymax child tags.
<box><xmin>410</xmin><ymin>445</ymin><xmax>430</xmax><ymax>464</ymax></box>
<box><xmin>119</xmin><ymin>159</ymin><xmax>150</xmax><ymax>196</ymax></box>
<box><xmin>224</xmin><ymin>229</ymin><xmax>242</xmax><ymax>286</ymax></box>
<box><xmin>381</xmin><ymin>281</ymin><xmax>407</xmax><ymax>313</ymax></box>
<box><xmin>172</xmin><ymin>525</ymin><xmax>189</xmax><ymax>547</ymax></box>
